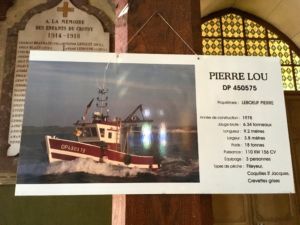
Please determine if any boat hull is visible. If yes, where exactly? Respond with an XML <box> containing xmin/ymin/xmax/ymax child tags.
<box><xmin>45</xmin><ymin>136</ymin><xmax>159</xmax><ymax>169</ymax></box>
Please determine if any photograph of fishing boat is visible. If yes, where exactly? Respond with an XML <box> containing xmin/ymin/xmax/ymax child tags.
<box><xmin>16</xmin><ymin>55</ymin><xmax>199</xmax><ymax>185</ymax></box>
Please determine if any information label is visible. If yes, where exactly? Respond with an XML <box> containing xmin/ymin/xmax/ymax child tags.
<box><xmin>197</xmin><ymin>56</ymin><xmax>294</xmax><ymax>193</ymax></box>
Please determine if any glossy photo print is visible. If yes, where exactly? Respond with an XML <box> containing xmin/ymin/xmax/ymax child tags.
<box><xmin>15</xmin><ymin>52</ymin><xmax>200</xmax><ymax>195</ymax></box>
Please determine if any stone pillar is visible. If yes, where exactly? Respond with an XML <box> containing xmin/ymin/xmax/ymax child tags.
<box><xmin>113</xmin><ymin>0</ymin><xmax>213</xmax><ymax>224</ymax></box>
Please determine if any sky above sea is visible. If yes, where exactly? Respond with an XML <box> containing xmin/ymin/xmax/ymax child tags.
<box><xmin>23</xmin><ymin>60</ymin><xmax>196</xmax><ymax>128</ymax></box>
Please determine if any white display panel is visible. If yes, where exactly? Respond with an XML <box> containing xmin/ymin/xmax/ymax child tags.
<box><xmin>197</xmin><ymin>56</ymin><xmax>294</xmax><ymax>193</ymax></box>
<box><xmin>15</xmin><ymin>51</ymin><xmax>294</xmax><ymax>195</ymax></box>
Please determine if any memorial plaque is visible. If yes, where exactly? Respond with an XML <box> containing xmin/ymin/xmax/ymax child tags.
<box><xmin>7</xmin><ymin>0</ymin><xmax>110</xmax><ymax>157</ymax></box>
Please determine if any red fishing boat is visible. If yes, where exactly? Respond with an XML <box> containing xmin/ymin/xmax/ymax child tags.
<box><xmin>45</xmin><ymin>88</ymin><xmax>160</xmax><ymax>170</ymax></box>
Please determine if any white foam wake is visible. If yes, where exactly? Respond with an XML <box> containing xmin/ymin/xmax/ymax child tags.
<box><xmin>46</xmin><ymin>158</ymin><xmax>152</xmax><ymax>177</ymax></box>
<box><xmin>158</xmin><ymin>157</ymin><xmax>199</xmax><ymax>177</ymax></box>
<box><xmin>18</xmin><ymin>157</ymin><xmax>198</xmax><ymax>179</ymax></box>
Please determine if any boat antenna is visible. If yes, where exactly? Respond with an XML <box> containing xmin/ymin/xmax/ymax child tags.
<box><xmin>96</xmin><ymin>62</ymin><xmax>110</xmax><ymax>115</ymax></box>
<box><xmin>102</xmin><ymin>62</ymin><xmax>110</xmax><ymax>90</ymax></box>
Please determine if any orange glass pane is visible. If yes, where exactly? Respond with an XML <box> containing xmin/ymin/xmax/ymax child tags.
<box><xmin>224</xmin><ymin>39</ymin><xmax>245</xmax><ymax>56</ymax></box>
<box><xmin>201</xmin><ymin>18</ymin><xmax>221</xmax><ymax>37</ymax></box>
<box><xmin>292</xmin><ymin>51</ymin><xmax>300</xmax><ymax>65</ymax></box>
<box><xmin>281</xmin><ymin>66</ymin><xmax>295</xmax><ymax>90</ymax></box>
<box><xmin>221</xmin><ymin>14</ymin><xmax>244</xmax><ymax>38</ymax></box>
<box><xmin>246</xmin><ymin>40</ymin><xmax>268</xmax><ymax>56</ymax></box>
<box><xmin>245</xmin><ymin>19</ymin><xmax>266</xmax><ymax>38</ymax></box>
<box><xmin>202</xmin><ymin>38</ymin><xmax>222</xmax><ymax>55</ymax></box>
<box><xmin>295</xmin><ymin>66</ymin><xmax>300</xmax><ymax>90</ymax></box>
<box><xmin>269</xmin><ymin>40</ymin><xmax>291</xmax><ymax>64</ymax></box>
<box><xmin>268</xmin><ymin>30</ymin><xmax>279</xmax><ymax>39</ymax></box>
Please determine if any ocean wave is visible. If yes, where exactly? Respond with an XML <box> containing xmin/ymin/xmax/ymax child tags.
<box><xmin>45</xmin><ymin>158</ymin><xmax>153</xmax><ymax>178</ymax></box>
<box><xmin>45</xmin><ymin>157</ymin><xmax>199</xmax><ymax>178</ymax></box>
<box><xmin>17</xmin><ymin>162</ymin><xmax>48</xmax><ymax>176</ymax></box>
<box><xmin>18</xmin><ymin>157</ymin><xmax>199</xmax><ymax>181</ymax></box>
<box><xmin>158</xmin><ymin>157</ymin><xmax>199</xmax><ymax>177</ymax></box>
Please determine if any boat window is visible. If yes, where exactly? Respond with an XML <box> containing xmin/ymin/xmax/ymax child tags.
<box><xmin>90</xmin><ymin>127</ymin><xmax>97</xmax><ymax>137</ymax></box>
<box><xmin>82</xmin><ymin>128</ymin><xmax>92</xmax><ymax>137</ymax></box>
<box><xmin>108</xmin><ymin>132</ymin><xmax>112</xmax><ymax>139</ymax></box>
<box><xmin>99</xmin><ymin>128</ymin><xmax>105</xmax><ymax>138</ymax></box>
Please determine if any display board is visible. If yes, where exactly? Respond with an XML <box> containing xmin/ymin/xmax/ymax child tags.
<box><xmin>15</xmin><ymin>51</ymin><xmax>294</xmax><ymax>195</ymax></box>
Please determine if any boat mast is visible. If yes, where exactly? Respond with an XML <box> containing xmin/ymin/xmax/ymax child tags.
<box><xmin>96</xmin><ymin>88</ymin><xmax>109</xmax><ymax>117</ymax></box>
<box><xmin>95</xmin><ymin>63</ymin><xmax>110</xmax><ymax>120</ymax></box>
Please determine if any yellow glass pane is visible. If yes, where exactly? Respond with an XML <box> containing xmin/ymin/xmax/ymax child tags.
<box><xmin>245</xmin><ymin>19</ymin><xmax>266</xmax><ymax>38</ymax></box>
<box><xmin>292</xmin><ymin>51</ymin><xmax>300</xmax><ymax>65</ymax></box>
<box><xmin>221</xmin><ymin>14</ymin><xmax>244</xmax><ymax>38</ymax></box>
<box><xmin>246</xmin><ymin>40</ymin><xmax>268</xmax><ymax>56</ymax></box>
<box><xmin>224</xmin><ymin>39</ymin><xmax>245</xmax><ymax>56</ymax></box>
<box><xmin>295</xmin><ymin>67</ymin><xmax>300</xmax><ymax>90</ymax></box>
<box><xmin>269</xmin><ymin>40</ymin><xmax>291</xmax><ymax>64</ymax></box>
<box><xmin>201</xmin><ymin>18</ymin><xmax>221</xmax><ymax>37</ymax></box>
<box><xmin>282</xmin><ymin>66</ymin><xmax>295</xmax><ymax>90</ymax></box>
<box><xmin>268</xmin><ymin>30</ymin><xmax>279</xmax><ymax>39</ymax></box>
<box><xmin>202</xmin><ymin>38</ymin><xmax>222</xmax><ymax>55</ymax></box>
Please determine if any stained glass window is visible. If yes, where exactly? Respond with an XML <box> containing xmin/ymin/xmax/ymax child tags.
<box><xmin>201</xmin><ymin>9</ymin><xmax>300</xmax><ymax>91</ymax></box>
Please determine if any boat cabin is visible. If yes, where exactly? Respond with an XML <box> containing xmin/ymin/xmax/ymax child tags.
<box><xmin>74</xmin><ymin>112</ymin><xmax>121</xmax><ymax>148</ymax></box>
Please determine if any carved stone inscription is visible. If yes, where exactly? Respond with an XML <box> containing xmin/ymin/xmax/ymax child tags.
<box><xmin>7</xmin><ymin>0</ymin><xmax>109</xmax><ymax>156</ymax></box>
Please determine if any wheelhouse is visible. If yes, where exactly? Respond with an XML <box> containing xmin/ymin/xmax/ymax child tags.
<box><xmin>74</xmin><ymin>120</ymin><xmax>121</xmax><ymax>147</ymax></box>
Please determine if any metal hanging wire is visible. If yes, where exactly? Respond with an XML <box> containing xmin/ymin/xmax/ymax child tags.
<box><xmin>125</xmin><ymin>11</ymin><xmax>198</xmax><ymax>55</ymax></box>
<box><xmin>112</xmin><ymin>10</ymin><xmax>199</xmax><ymax>93</ymax></box>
